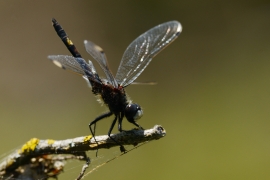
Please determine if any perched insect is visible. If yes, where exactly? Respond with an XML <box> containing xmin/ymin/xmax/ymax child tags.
<box><xmin>48</xmin><ymin>18</ymin><xmax>182</xmax><ymax>151</ymax></box>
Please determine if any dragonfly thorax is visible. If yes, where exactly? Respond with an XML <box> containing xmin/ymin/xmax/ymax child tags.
<box><xmin>97</xmin><ymin>84</ymin><xmax>127</xmax><ymax>113</ymax></box>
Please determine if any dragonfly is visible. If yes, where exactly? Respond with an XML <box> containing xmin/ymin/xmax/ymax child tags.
<box><xmin>48</xmin><ymin>18</ymin><xmax>182</xmax><ymax>152</ymax></box>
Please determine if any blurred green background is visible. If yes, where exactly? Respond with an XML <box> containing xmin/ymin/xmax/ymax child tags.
<box><xmin>1</xmin><ymin>1</ymin><xmax>270</xmax><ymax>179</ymax></box>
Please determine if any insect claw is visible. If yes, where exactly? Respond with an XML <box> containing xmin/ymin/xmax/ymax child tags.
<box><xmin>120</xmin><ymin>145</ymin><xmax>127</xmax><ymax>153</ymax></box>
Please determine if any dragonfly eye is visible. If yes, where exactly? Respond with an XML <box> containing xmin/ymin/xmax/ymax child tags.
<box><xmin>125</xmin><ymin>103</ymin><xmax>143</xmax><ymax>122</ymax></box>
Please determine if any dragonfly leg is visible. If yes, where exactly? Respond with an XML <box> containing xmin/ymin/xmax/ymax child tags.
<box><xmin>132</xmin><ymin>122</ymin><xmax>144</xmax><ymax>130</ymax></box>
<box><xmin>89</xmin><ymin>111</ymin><xmax>113</xmax><ymax>156</ymax></box>
<box><xmin>118</xmin><ymin>112</ymin><xmax>124</xmax><ymax>132</ymax></box>
<box><xmin>108</xmin><ymin>115</ymin><xmax>126</xmax><ymax>153</ymax></box>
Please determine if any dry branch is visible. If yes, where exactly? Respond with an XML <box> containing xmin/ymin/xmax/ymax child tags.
<box><xmin>0</xmin><ymin>125</ymin><xmax>166</xmax><ymax>180</ymax></box>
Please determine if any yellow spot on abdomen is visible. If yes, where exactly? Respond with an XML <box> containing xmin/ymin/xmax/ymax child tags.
<box><xmin>66</xmin><ymin>38</ymin><xmax>73</xmax><ymax>45</ymax></box>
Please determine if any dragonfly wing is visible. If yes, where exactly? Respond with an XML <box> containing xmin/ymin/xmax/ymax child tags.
<box><xmin>84</xmin><ymin>40</ymin><xmax>118</xmax><ymax>87</ymax></box>
<box><xmin>115</xmin><ymin>21</ymin><xmax>182</xmax><ymax>87</ymax></box>
<box><xmin>47</xmin><ymin>55</ymin><xmax>101</xmax><ymax>84</ymax></box>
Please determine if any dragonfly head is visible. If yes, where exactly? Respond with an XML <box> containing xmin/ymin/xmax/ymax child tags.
<box><xmin>125</xmin><ymin>103</ymin><xmax>143</xmax><ymax>123</ymax></box>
